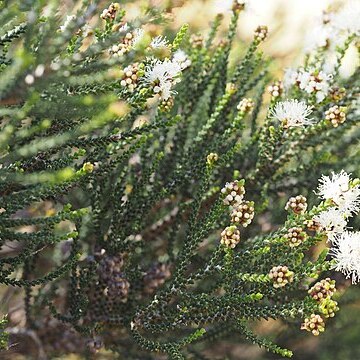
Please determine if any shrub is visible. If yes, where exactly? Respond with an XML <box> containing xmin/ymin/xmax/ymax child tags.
<box><xmin>0</xmin><ymin>1</ymin><xmax>359</xmax><ymax>358</ymax></box>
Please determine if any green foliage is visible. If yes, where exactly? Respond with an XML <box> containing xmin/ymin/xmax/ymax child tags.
<box><xmin>0</xmin><ymin>316</ymin><xmax>8</xmax><ymax>350</ymax></box>
<box><xmin>0</xmin><ymin>1</ymin><xmax>359</xmax><ymax>359</ymax></box>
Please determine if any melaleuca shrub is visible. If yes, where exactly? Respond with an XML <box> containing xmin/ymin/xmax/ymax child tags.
<box><xmin>0</xmin><ymin>1</ymin><xmax>359</xmax><ymax>359</ymax></box>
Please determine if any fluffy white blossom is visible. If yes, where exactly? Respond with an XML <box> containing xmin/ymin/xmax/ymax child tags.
<box><xmin>317</xmin><ymin>170</ymin><xmax>351</xmax><ymax>201</ymax></box>
<box><xmin>313</xmin><ymin>208</ymin><xmax>347</xmax><ymax>241</ymax></box>
<box><xmin>132</xmin><ymin>28</ymin><xmax>145</xmax><ymax>48</ymax></box>
<box><xmin>339</xmin><ymin>188</ymin><xmax>360</xmax><ymax>216</ymax></box>
<box><xmin>330</xmin><ymin>231</ymin><xmax>360</xmax><ymax>284</ymax></box>
<box><xmin>172</xmin><ymin>50</ymin><xmax>191</xmax><ymax>70</ymax></box>
<box><xmin>144</xmin><ymin>59</ymin><xmax>182</xmax><ymax>100</ymax></box>
<box><xmin>303</xmin><ymin>24</ymin><xmax>342</xmax><ymax>53</ymax></box>
<box><xmin>150</xmin><ymin>35</ymin><xmax>169</xmax><ymax>49</ymax></box>
<box><xmin>59</xmin><ymin>15</ymin><xmax>76</xmax><ymax>32</ymax></box>
<box><xmin>317</xmin><ymin>170</ymin><xmax>360</xmax><ymax>216</ymax></box>
<box><xmin>271</xmin><ymin>99</ymin><xmax>314</xmax><ymax>128</ymax></box>
<box><xmin>283</xmin><ymin>68</ymin><xmax>298</xmax><ymax>91</ymax></box>
<box><xmin>332</xmin><ymin>0</ymin><xmax>360</xmax><ymax>36</ymax></box>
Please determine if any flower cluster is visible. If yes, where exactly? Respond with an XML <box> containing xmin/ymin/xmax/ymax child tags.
<box><xmin>220</xmin><ymin>225</ymin><xmax>241</xmax><ymax>248</ymax></box>
<box><xmin>190</xmin><ymin>34</ymin><xmax>204</xmax><ymax>48</ymax></box>
<box><xmin>301</xmin><ymin>314</ymin><xmax>325</xmax><ymax>336</ymax></box>
<box><xmin>59</xmin><ymin>15</ymin><xmax>76</xmax><ymax>33</ymax></box>
<box><xmin>329</xmin><ymin>86</ymin><xmax>346</xmax><ymax>102</ymax></box>
<box><xmin>285</xmin><ymin>195</ymin><xmax>307</xmax><ymax>215</ymax></box>
<box><xmin>221</xmin><ymin>180</ymin><xmax>246</xmax><ymax>207</ymax></box>
<box><xmin>330</xmin><ymin>232</ymin><xmax>360</xmax><ymax>284</ymax></box>
<box><xmin>253</xmin><ymin>25</ymin><xmax>268</xmax><ymax>43</ymax></box>
<box><xmin>301</xmin><ymin>278</ymin><xmax>339</xmax><ymax>335</ymax></box>
<box><xmin>325</xmin><ymin>105</ymin><xmax>347</xmax><ymax>128</ymax></box>
<box><xmin>316</xmin><ymin>170</ymin><xmax>360</xmax><ymax>217</ymax></box>
<box><xmin>109</xmin><ymin>28</ymin><xmax>145</xmax><ymax>57</ymax></box>
<box><xmin>230</xmin><ymin>201</ymin><xmax>255</xmax><ymax>227</ymax></box>
<box><xmin>268</xmin><ymin>265</ymin><xmax>294</xmax><ymax>288</ymax></box>
<box><xmin>143</xmin><ymin>263</ymin><xmax>171</xmax><ymax>295</ymax></box>
<box><xmin>101</xmin><ymin>2</ymin><xmax>120</xmax><ymax>21</ymax></box>
<box><xmin>120</xmin><ymin>63</ymin><xmax>143</xmax><ymax>92</ymax></box>
<box><xmin>312</xmin><ymin>171</ymin><xmax>360</xmax><ymax>283</ymax></box>
<box><xmin>271</xmin><ymin>99</ymin><xmax>313</xmax><ymax>128</ymax></box>
<box><xmin>220</xmin><ymin>180</ymin><xmax>254</xmax><ymax>248</ymax></box>
<box><xmin>284</xmin><ymin>227</ymin><xmax>307</xmax><ymax>248</ymax></box>
<box><xmin>237</xmin><ymin>98</ymin><xmax>254</xmax><ymax>114</ymax></box>
<box><xmin>172</xmin><ymin>50</ymin><xmax>192</xmax><ymax>70</ymax></box>
<box><xmin>284</xmin><ymin>68</ymin><xmax>333</xmax><ymax>103</ymax></box>
<box><xmin>308</xmin><ymin>278</ymin><xmax>336</xmax><ymax>301</ymax></box>
<box><xmin>302</xmin><ymin>1</ymin><xmax>359</xmax><ymax>73</ymax></box>
<box><xmin>149</xmin><ymin>35</ymin><xmax>169</xmax><ymax>50</ymax></box>
<box><xmin>143</xmin><ymin>58</ymin><xmax>182</xmax><ymax>100</ymax></box>
<box><xmin>267</xmin><ymin>80</ymin><xmax>283</xmax><ymax>100</ymax></box>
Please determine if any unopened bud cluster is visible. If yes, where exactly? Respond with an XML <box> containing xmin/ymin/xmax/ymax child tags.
<box><xmin>143</xmin><ymin>263</ymin><xmax>171</xmax><ymax>294</ymax></box>
<box><xmin>121</xmin><ymin>63</ymin><xmax>142</xmax><ymax>92</ymax></box>
<box><xmin>267</xmin><ymin>80</ymin><xmax>283</xmax><ymax>99</ymax></box>
<box><xmin>325</xmin><ymin>105</ymin><xmax>347</xmax><ymax>127</ymax></box>
<box><xmin>301</xmin><ymin>314</ymin><xmax>325</xmax><ymax>336</ymax></box>
<box><xmin>221</xmin><ymin>225</ymin><xmax>241</xmax><ymax>248</ymax></box>
<box><xmin>96</xmin><ymin>253</ymin><xmax>130</xmax><ymax>302</ymax></box>
<box><xmin>329</xmin><ymin>86</ymin><xmax>346</xmax><ymax>102</ymax></box>
<box><xmin>268</xmin><ymin>265</ymin><xmax>294</xmax><ymax>288</ymax></box>
<box><xmin>221</xmin><ymin>180</ymin><xmax>245</xmax><ymax>207</ymax></box>
<box><xmin>232</xmin><ymin>0</ymin><xmax>246</xmax><ymax>12</ymax></box>
<box><xmin>109</xmin><ymin>31</ymin><xmax>137</xmax><ymax>57</ymax></box>
<box><xmin>254</xmin><ymin>25</ymin><xmax>268</xmax><ymax>43</ymax></box>
<box><xmin>206</xmin><ymin>152</ymin><xmax>219</xmax><ymax>166</ymax></box>
<box><xmin>237</xmin><ymin>98</ymin><xmax>254</xmax><ymax>114</ymax></box>
<box><xmin>284</xmin><ymin>227</ymin><xmax>307</xmax><ymax>247</ymax></box>
<box><xmin>231</xmin><ymin>201</ymin><xmax>255</xmax><ymax>227</ymax></box>
<box><xmin>285</xmin><ymin>195</ymin><xmax>307</xmax><ymax>215</ymax></box>
<box><xmin>220</xmin><ymin>180</ymin><xmax>255</xmax><ymax>248</ymax></box>
<box><xmin>159</xmin><ymin>97</ymin><xmax>174</xmax><ymax>112</ymax></box>
<box><xmin>100</xmin><ymin>3</ymin><xmax>120</xmax><ymax>21</ymax></box>
<box><xmin>319</xmin><ymin>298</ymin><xmax>339</xmax><ymax>318</ymax></box>
<box><xmin>308</xmin><ymin>278</ymin><xmax>336</xmax><ymax>301</ymax></box>
<box><xmin>190</xmin><ymin>34</ymin><xmax>204</xmax><ymax>48</ymax></box>
<box><xmin>301</xmin><ymin>278</ymin><xmax>339</xmax><ymax>335</ymax></box>
<box><xmin>305</xmin><ymin>218</ymin><xmax>321</xmax><ymax>232</ymax></box>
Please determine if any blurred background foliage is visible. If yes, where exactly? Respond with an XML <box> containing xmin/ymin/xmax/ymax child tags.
<box><xmin>1</xmin><ymin>0</ymin><xmax>359</xmax><ymax>359</ymax></box>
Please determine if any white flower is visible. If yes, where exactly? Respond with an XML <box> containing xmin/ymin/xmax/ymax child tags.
<box><xmin>59</xmin><ymin>15</ymin><xmax>76</xmax><ymax>32</ymax></box>
<box><xmin>303</xmin><ymin>25</ymin><xmax>341</xmax><ymax>53</ymax></box>
<box><xmin>81</xmin><ymin>24</ymin><xmax>93</xmax><ymax>37</ymax></box>
<box><xmin>283</xmin><ymin>68</ymin><xmax>298</xmax><ymax>91</ymax></box>
<box><xmin>317</xmin><ymin>170</ymin><xmax>360</xmax><ymax>216</ymax></box>
<box><xmin>119</xmin><ymin>22</ymin><xmax>129</xmax><ymax>33</ymax></box>
<box><xmin>330</xmin><ymin>231</ymin><xmax>360</xmax><ymax>284</ymax></box>
<box><xmin>150</xmin><ymin>35</ymin><xmax>169</xmax><ymax>49</ymax></box>
<box><xmin>132</xmin><ymin>28</ymin><xmax>145</xmax><ymax>47</ymax></box>
<box><xmin>339</xmin><ymin>188</ymin><xmax>360</xmax><ymax>216</ymax></box>
<box><xmin>317</xmin><ymin>170</ymin><xmax>351</xmax><ymax>201</ymax></box>
<box><xmin>313</xmin><ymin>208</ymin><xmax>347</xmax><ymax>241</ymax></box>
<box><xmin>172</xmin><ymin>50</ymin><xmax>191</xmax><ymax>70</ymax></box>
<box><xmin>332</xmin><ymin>0</ymin><xmax>360</xmax><ymax>36</ymax></box>
<box><xmin>271</xmin><ymin>99</ymin><xmax>314</xmax><ymax>128</ymax></box>
<box><xmin>144</xmin><ymin>58</ymin><xmax>182</xmax><ymax>100</ymax></box>
<box><xmin>297</xmin><ymin>69</ymin><xmax>332</xmax><ymax>103</ymax></box>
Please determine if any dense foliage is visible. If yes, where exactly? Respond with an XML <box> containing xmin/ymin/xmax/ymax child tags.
<box><xmin>0</xmin><ymin>1</ymin><xmax>359</xmax><ymax>359</ymax></box>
